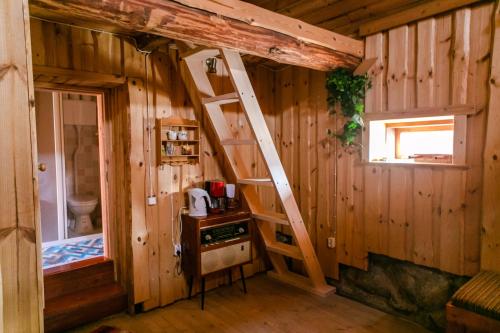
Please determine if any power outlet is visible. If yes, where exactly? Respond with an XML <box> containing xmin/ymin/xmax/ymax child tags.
<box><xmin>174</xmin><ymin>244</ymin><xmax>182</xmax><ymax>257</ymax></box>
<box><xmin>147</xmin><ymin>195</ymin><xmax>157</xmax><ymax>206</ymax></box>
<box><xmin>327</xmin><ymin>237</ymin><xmax>336</xmax><ymax>249</ymax></box>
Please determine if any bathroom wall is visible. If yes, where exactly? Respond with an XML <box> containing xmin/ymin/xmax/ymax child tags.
<box><xmin>62</xmin><ymin>94</ymin><xmax>101</xmax><ymax>228</ymax></box>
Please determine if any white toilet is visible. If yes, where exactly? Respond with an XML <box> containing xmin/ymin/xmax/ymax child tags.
<box><xmin>67</xmin><ymin>194</ymin><xmax>98</xmax><ymax>235</ymax></box>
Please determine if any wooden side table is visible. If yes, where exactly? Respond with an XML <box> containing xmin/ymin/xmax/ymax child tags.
<box><xmin>181</xmin><ymin>210</ymin><xmax>253</xmax><ymax>309</ymax></box>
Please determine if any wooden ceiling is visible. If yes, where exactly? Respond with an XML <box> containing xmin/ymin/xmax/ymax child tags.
<box><xmin>243</xmin><ymin>0</ymin><xmax>426</xmax><ymax>37</ymax></box>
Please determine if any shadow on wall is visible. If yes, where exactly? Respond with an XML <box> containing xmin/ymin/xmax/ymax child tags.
<box><xmin>329</xmin><ymin>254</ymin><xmax>470</xmax><ymax>332</ymax></box>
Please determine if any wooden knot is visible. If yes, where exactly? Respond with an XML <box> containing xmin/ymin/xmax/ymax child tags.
<box><xmin>268</xmin><ymin>47</ymin><xmax>283</xmax><ymax>55</ymax></box>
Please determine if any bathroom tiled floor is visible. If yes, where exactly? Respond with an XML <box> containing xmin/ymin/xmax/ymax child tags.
<box><xmin>42</xmin><ymin>234</ymin><xmax>103</xmax><ymax>269</ymax></box>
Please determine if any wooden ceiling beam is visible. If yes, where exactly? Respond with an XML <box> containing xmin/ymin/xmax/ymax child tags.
<box><xmin>172</xmin><ymin>0</ymin><xmax>363</xmax><ymax>57</ymax></box>
<box><xmin>29</xmin><ymin>0</ymin><xmax>363</xmax><ymax>71</ymax></box>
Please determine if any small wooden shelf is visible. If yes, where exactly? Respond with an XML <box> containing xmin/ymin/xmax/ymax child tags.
<box><xmin>163</xmin><ymin>140</ymin><xmax>200</xmax><ymax>143</ymax></box>
<box><xmin>166</xmin><ymin>155</ymin><xmax>200</xmax><ymax>157</ymax></box>
<box><xmin>156</xmin><ymin>116</ymin><xmax>200</xmax><ymax>166</ymax></box>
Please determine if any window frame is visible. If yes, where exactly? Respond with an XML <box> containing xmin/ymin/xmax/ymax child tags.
<box><xmin>364</xmin><ymin>115</ymin><xmax>466</xmax><ymax>166</ymax></box>
<box><xmin>390</xmin><ymin>119</ymin><xmax>454</xmax><ymax>160</ymax></box>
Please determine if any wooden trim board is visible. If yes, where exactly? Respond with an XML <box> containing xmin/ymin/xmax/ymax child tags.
<box><xmin>364</xmin><ymin>104</ymin><xmax>477</xmax><ymax>120</ymax></box>
<box><xmin>33</xmin><ymin>65</ymin><xmax>126</xmax><ymax>88</ymax></box>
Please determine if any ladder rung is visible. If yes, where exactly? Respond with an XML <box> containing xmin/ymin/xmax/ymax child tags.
<box><xmin>238</xmin><ymin>178</ymin><xmax>273</xmax><ymax>187</ymax></box>
<box><xmin>267</xmin><ymin>242</ymin><xmax>303</xmax><ymax>260</ymax></box>
<box><xmin>181</xmin><ymin>47</ymin><xmax>219</xmax><ymax>60</ymax></box>
<box><xmin>202</xmin><ymin>92</ymin><xmax>239</xmax><ymax>106</ymax></box>
<box><xmin>221</xmin><ymin>139</ymin><xmax>255</xmax><ymax>145</ymax></box>
<box><xmin>267</xmin><ymin>270</ymin><xmax>336</xmax><ymax>297</ymax></box>
<box><xmin>252</xmin><ymin>211</ymin><xmax>289</xmax><ymax>225</ymax></box>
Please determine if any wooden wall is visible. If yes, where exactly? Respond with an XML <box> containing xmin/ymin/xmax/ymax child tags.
<box><xmin>271</xmin><ymin>2</ymin><xmax>497</xmax><ymax>279</ymax></box>
<box><xmin>20</xmin><ymin>3</ymin><xmax>500</xmax><ymax>328</ymax></box>
<box><xmin>481</xmin><ymin>2</ymin><xmax>500</xmax><ymax>273</ymax></box>
<box><xmin>0</xmin><ymin>0</ymin><xmax>43</xmax><ymax>331</ymax></box>
<box><xmin>335</xmin><ymin>2</ymin><xmax>495</xmax><ymax>277</ymax></box>
<box><xmin>273</xmin><ymin>68</ymin><xmax>339</xmax><ymax>278</ymax></box>
<box><xmin>29</xmin><ymin>18</ymin><xmax>271</xmax><ymax>310</ymax></box>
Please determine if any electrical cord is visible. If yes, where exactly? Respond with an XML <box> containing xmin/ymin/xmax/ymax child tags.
<box><xmin>174</xmin><ymin>207</ymin><xmax>188</xmax><ymax>276</ymax></box>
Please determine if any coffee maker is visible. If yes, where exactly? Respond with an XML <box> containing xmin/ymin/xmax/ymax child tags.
<box><xmin>205</xmin><ymin>180</ymin><xmax>225</xmax><ymax>213</ymax></box>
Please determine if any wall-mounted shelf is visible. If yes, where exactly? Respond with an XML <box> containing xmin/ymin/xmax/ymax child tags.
<box><xmin>156</xmin><ymin>116</ymin><xmax>200</xmax><ymax>166</ymax></box>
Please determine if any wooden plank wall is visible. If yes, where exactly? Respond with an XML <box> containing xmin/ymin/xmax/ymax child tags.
<box><xmin>25</xmin><ymin>3</ymin><xmax>498</xmax><ymax>319</ymax></box>
<box><xmin>0</xmin><ymin>1</ymin><xmax>43</xmax><ymax>332</ymax></box>
<box><xmin>273</xmin><ymin>68</ymin><xmax>339</xmax><ymax>278</ymax></box>
<box><xmin>272</xmin><ymin>2</ymin><xmax>496</xmax><ymax>279</ymax></box>
<box><xmin>481</xmin><ymin>1</ymin><xmax>500</xmax><ymax>273</ymax></box>
<box><xmin>339</xmin><ymin>2</ymin><xmax>494</xmax><ymax>277</ymax></box>
<box><xmin>29</xmin><ymin>18</ymin><xmax>270</xmax><ymax>309</ymax></box>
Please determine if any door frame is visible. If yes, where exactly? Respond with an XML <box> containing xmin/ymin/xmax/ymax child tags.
<box><xmin>35</xmin><ymin>84</ymin><xmax>111</xmax><ymax>257</ymax></box>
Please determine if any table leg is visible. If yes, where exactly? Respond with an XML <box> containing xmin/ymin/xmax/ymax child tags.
<box><xmin>240</xmin><ymin>265</ymin><xmax>247</xmax><ymax>294</ymax></box>
<box><xmin>201</xmin><ymin>276</ymin><xmax>206</xmax><ymax>310</ymax></box>
<box><xmin>188</xmin><ymin>275</ymin><xmax>193</xmax><ymax>299</ymax></box>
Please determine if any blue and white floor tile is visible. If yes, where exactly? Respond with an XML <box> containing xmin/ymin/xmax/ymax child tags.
<box><xmin>42</xmin><ymin>234</ymin><xmax>103</xmax><ymax>269</ymax></box>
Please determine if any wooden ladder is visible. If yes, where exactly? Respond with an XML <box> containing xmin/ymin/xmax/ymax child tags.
<box><xmin>182</xmin><ymin>47</ymin><xmax>334</xmax><ymax>297</ymax></box>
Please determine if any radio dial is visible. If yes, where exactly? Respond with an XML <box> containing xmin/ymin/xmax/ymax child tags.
<box><xmin>238</xmin><ymin>227</ymin><xmax>245</xmax><ymax>233</ymax></box>
<box><xmin>205</xmin><ymin>234</ymin><xmax>212</xmax><ymax>241</ymax></box>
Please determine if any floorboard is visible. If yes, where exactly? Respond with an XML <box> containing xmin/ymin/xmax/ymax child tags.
<box><xmin>69</xmin><ymin>274</ymin><xmax>429</xmax><ymax>333</ymax></box>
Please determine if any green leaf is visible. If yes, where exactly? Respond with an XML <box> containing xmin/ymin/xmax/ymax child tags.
<box><xmin>325</xmin><ymin>68</ymin><xmax>371</xmax><ymax>146</ymax></box>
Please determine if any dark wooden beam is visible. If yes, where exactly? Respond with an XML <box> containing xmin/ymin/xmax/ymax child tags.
<box><xmin>135</xmin><ymin>34</ymin><xmax>172</xmax><ymax>53</ymax></box>
<box><xmin>29</xmin><ymin>0</ymin><xmax>362</xmax><ymax>71</ymax></box>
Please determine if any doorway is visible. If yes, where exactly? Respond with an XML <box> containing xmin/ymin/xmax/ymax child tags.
<box><xmin>35</xmin><ymin>89</ymin><xmax>108</xmax><ymax>269</ymax></box>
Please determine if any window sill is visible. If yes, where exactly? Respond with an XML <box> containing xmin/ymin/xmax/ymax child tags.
<box><xmin>358</xmin><ymin>161</ymin><xmax>469</xmax><ymax>169</ymax></box>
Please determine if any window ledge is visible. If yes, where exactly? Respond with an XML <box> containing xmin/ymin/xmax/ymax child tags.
<box><xmin>357</xmin><ymin>161</ymin><xmax>469</xmax><ymax>169</ymax></box>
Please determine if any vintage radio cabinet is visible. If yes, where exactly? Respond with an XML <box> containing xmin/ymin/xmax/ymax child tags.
<box><xmin>181</xmin><ymin>210</ymin><xmax>253</xmax><ymax>309</ymax></box>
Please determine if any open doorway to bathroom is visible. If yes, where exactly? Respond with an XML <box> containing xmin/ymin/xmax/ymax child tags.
<box><xmin>35</xmin><ymin>89</ymin><xmax>108</xmax><ymax>270</ymax></box>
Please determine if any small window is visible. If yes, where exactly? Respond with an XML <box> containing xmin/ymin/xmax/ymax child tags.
<box><xmin>369</xmin><ymin>116</ymin><xmax>455</xmax><ymax>164</ymax></box>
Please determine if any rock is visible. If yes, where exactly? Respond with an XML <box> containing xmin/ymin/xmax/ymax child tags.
<box><xmin>429</xmin><ymin>309</ymin><xmax>447</xmax><ymax>331</ymax></box>
<box><xmin>417</xmin><ymin>275</ymin><xmax>451</xmax><ymax>310</ymax></box>
<box><xmin>331</xmin><ymin>254</ymin><xmax>469</xmax><ymax>332</ymax></box>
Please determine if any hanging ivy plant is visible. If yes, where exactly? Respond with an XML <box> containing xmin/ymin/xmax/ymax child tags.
<box><xmin>325</xmin><ymin>68</ymin><xmax>371</xmax><ymax>146</ymax></box>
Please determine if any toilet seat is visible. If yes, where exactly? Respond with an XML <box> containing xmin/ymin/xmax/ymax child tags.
<box><xmin>67</xmin><ymin>194</ymin><xmax>98</xmax><ymax>206</ymax></box>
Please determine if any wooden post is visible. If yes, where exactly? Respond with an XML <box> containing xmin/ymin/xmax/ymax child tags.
<box><xmin>481</xmin><ymin>1</ymin><xmax>500</xmax><ymax>273</ymax></box>
<box><xmin>127</xmin><ymin>78</ymin><xmax>151</xmax><ymax>304</ymax></box>
<box><xmin>0</xmin><ymin>0</ymin><xmax>44</xmax><ymax>331</ymax></box>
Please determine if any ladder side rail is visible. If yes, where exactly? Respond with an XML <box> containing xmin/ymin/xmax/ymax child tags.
<box><xmin>182</xmin><ymin>53</ymin><xmax>290</xmax><ymax>276</ymax></box>
<box><xmin>220</xmin><ymin>48</ymin><xmax>328</xmax><ymax>288</ymax></box>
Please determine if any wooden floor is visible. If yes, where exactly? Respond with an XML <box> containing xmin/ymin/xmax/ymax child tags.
<box><xmin>70</xmin><ymin>274</ymin><xmax>429</xmax><ymax>333</ymax></box>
